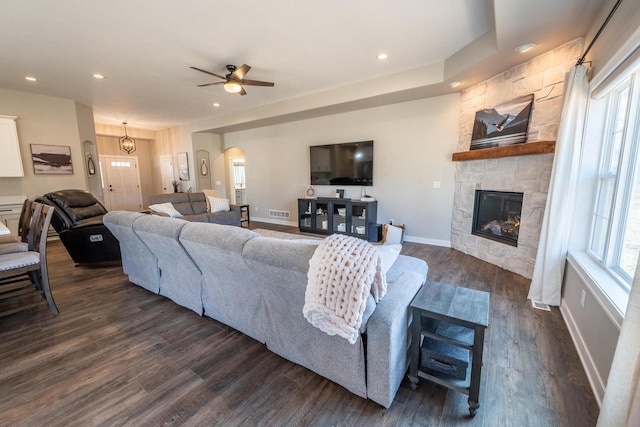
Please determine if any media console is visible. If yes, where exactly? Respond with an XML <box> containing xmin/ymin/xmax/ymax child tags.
<box><xmin>297</xmin><ymin>198</ymin><xmax>378</xmax><ymax>241</ymax></box>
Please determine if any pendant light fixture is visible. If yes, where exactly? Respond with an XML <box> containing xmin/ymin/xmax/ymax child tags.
<box><xmin>119</xmin><ymin>121</ymin><xmax>136</xmax><ymax>154</ymax></box>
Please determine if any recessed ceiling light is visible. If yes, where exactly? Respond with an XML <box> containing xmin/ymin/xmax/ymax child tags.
<box><xmin>24</xmin><ymin>76</ymin><xmax>37</xmax><ymax>82</ymax></box>
<box><xmin>212</xmin><ymin>102</ymin><xmax>220</xmax><ymax>107</ymax></box>
<box><xmin>376</xmin><ymin>53</ymin><xmax>388</xmax><ymax>60</ymax></box>
<box><xmin>448</xmin><ymin>81</ymin><xmax>461</xmax><ymax>88</ymax></box>
<box><xmin>92</xmin><ymin>73</ymin><xmax>105</xmax><ymax>79</ymax></box>
<box><xmin>515</xmin><ymin>43</ymin><xmax>536</xmax><ymax>53</ymax></box>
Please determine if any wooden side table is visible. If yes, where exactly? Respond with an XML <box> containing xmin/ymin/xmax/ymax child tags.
<box><xmin>409</xmin><ymin>281</ymin><xmax>490</xmax><ymax>417</ymax></box>
<box><xmin>238</xmin><ymin>204</ymin><xmax>250</xmax><ymax>228</ymax></box>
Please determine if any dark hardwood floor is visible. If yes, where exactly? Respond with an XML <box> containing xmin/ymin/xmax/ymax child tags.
<box><xmin>0</xmin><ymin>222</ymin><xmax>598</xmax><ymax>426</ymax></box>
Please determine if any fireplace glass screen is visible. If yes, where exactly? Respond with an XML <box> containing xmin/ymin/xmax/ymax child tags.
<box><xmin>472</xmin><ymin>190</ymin><xmax>523</xmax><ymax>247</ymax></box>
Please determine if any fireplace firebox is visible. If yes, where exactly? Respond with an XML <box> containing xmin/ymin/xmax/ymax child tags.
<box><xmin>472</xmin><ymin>190</ymin><xmax>523</xmax><ymax>246</ymax></box>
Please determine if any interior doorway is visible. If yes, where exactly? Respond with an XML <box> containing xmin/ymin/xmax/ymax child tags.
<box><xmin>230</xmin><ymin>157</ymin><xmax>246</xmax><ymax>204</ymax></box>
<box><xmin>160</xmin><ymin>155</ymin><xmax>174</xmax><ymax>194</ymax></box>
<box><xmin>100</xmin><ymin>155</ymin><xmax>143</xmax><ymax>211</ymax></box>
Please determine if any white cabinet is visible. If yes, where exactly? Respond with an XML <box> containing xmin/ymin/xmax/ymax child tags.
<box><xmin>0</xmin><ymin>115</ymin><xmax>24</xmax><ymax>177</ymax></box>
<box><xmin>0</xmin><ymin>195</ymin><xmax>26</xmax><ymax>235</ymax></box>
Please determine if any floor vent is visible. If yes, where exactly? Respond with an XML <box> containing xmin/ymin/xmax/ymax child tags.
<box><xmin>531</xmin><ymin>300</ymin><xmax>551</xmax><ymax>311</ymax></box>
<box><xmin>269</xmin><ymin>210</ymin><xmax>290</xmax><ymax>219</ymax></box>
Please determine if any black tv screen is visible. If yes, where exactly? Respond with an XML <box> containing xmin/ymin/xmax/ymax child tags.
<box><xmin>310</xmin><ymin>141</ymin><xmax>373</xmax><ymax>186</ymax></box>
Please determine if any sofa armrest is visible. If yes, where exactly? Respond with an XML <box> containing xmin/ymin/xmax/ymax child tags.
<box><xmin>229</xmin><ymin>204</ymin><xmax>241</xmax><ymax>213</ymax></box>
<box><xmin>365</xmin><ymin>272</ymin><xmax>424</xmax><ymax>408</ymax></box>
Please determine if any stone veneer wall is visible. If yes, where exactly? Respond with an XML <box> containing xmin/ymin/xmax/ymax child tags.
<box><xmin>450</xmin><ymin>38</ymin><xmax>583</xmax><ymax>278</ymax></box>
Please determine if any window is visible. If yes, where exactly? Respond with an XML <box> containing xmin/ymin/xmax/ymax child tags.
<box><xmin>589</xmin><ymin>71</ymin><xmax>640</xmax><ymax>288</ymax></box>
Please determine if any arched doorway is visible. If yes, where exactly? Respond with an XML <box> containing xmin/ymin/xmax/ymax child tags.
<box><xmin>225</xmin><ymin>147</ymin><xmax>246</xmax><ymax>204</ymax></box>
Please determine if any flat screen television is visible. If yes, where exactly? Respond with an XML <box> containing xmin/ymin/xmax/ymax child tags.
<box><xmin>310</xmin><ymin>141</ymin><xmax>373</xmax><ymax>186</ymax></box>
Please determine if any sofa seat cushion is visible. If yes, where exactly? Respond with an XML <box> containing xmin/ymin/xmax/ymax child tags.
<box><xmin>206</xmin><ymin>211</ymin><xmax>241</xmax><ymax>225</ymax></box>
<box><xmin>183</xmin><ymin>213</ymin><xmax>211</xmax><ymax>222</ymax></box>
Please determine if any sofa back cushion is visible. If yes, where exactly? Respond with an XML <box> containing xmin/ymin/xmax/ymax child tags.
<box><xmin>103</xmin><ymin>211</ymin><xmax>159</xmax><ymax>293</ymax></box>
<box><xmin>132</xmin><ymin>215</ymin><xmax>202</xmax><ymax>314</ymax></box>
<box><xmin>45</xmin><ymin>189</ymin><xmax>107</xmax><ymax>225</ymax></box>
<box><xmin>187</xmin><ymin>193</ymin><xmax>208</xmax><ymax>214</ymax></box>
<box><xmin>179</xmin><ymin>222</ymin><xmax>264</xmax><ymax>341</ymax></box>
<box><xmin>148</xmin><ymin>193</ymin><xmax>194</xmax><ymax>215</ymax></box>
<box><xmin>242</xmin><ymin>236</ymin><xmax>368</xmax><ymax>397</ymax></box>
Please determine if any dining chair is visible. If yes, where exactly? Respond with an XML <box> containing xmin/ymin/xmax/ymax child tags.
<box><xmin>0</xmin><ymin>202</ymin><xmax>58</xmax><ymax>317</ymax></box>
<box><xmin>0</xmin><ymin>199</ymin><xmax>33</xmax><ymax>254</ymax></box>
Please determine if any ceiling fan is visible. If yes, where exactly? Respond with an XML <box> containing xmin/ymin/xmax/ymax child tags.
<box><xmin>190</xmin><ymin>64</ymin><xmax>275</xmax><ymax>96</ymax></box>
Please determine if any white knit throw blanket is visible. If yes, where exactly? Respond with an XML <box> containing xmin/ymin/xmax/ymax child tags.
<box><xmin>303</xmin><ymin>233</ymin><xmax>387</xmax><ymax>344</ymax></box>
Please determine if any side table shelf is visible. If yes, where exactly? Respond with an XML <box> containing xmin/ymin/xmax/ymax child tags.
<box><xmin>238</xmin><ymin>204</ymin><xmax>250</xmax><ymax>228</ymax></box>
<box><xmin>409</xmin><ymin>281</ymin><xmax>490</xmax><ymax>417</ymax></box>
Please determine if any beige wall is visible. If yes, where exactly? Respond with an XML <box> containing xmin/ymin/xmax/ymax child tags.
<box><xmin>76</xmin><ymin>102</ymin><xmax>103</xmax><ymax>201</ymax></box>
<box><xmin>223</xmin><ymin>94</ymin><xmax>460</xmax><ymax>245</ymax></box>
<box><xmin>154</xmin><ymin>125</ymin><xmax>195</xmax><ymax>193</ymax></box>
<box><xmin>96</xmin><ymin>135</ymin><xmax>155</xmax><ymax>207</ymax></box>
<box><xmin>0</xmin><ymin>88</ymin><xmax>91</xmax><ymax>199</ymax></box>
<box><xmin>192</xmin><ymin>132</ymin><xmax>225</xmax><ymax>194</ymax></box>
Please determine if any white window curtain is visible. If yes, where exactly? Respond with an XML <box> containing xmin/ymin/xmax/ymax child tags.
<box><xmin>528</xmin><ymin>65</ymin><xmax>589</xmax><ymax>306</ymax></box>
<box><xmin>597</xmin><ymin>254</ymin><xmax>640</xmax><ymax>426</ymax></box>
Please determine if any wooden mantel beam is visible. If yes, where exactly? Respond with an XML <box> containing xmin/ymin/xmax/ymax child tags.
<box><xmin>451</xmin><ymin>140</ymin><xmax>556</xmax><ymax>161</ymax></box>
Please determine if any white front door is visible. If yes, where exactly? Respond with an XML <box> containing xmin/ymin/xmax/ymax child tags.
<box><xmin>100</xmin><ymin>155</ymin><xmax>143</xmax><ymax>211</ymax></box>
<box><xmin>160</xmin><ymin>155</ymin><xmax>174</xmax><ymax>194</ymax></box>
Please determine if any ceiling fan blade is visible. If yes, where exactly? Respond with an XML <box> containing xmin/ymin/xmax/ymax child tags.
<box><xmin>241</xmin><ymin>79</ymin><xmax>275</xmax><ymax>87</ymax></box>
<box><xmin>232</xmin><ymin>64</ymin><xmax>251</xmax><ymax>80</ymax></box>
<box><xmin>197</xmin><ymin>82</ymin><xmax>225</xmax><ymax>87</ymax></box>
<box><xmin>239</xmin><ymin>87</ymin><xmax>247</xmax><ymax>96</ymax></box>
<box><xmin>190</xmin><ymin>66</ymin><xmax>226</xmax><ymax>80</ymax></box>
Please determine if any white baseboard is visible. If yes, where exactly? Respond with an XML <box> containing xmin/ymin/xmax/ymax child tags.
<box><xmin>251</xmin><ymin>219</ymin><xmax>452</xmax><ymax>247</ymax></box>
<box><xmin>403</xmin><ymin>235</ymin><xmax>451</xmax><ymax>247</ymax></box>
<box><xmin>251</xmin><ymin>216</ymin><xmax>298</xmax><ymax>227</ymax></box>
<box><xmin>560</xmin><ymin>300</ymin><xmax>605</xmax><ymax>407</ymax></box>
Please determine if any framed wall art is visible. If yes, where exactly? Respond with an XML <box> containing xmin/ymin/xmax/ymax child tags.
<box><xmin>178</xmin><ymin>152</ymin><xmax>190</xmax><ymax>181</ymax></box>
<box><xmin>30</xmin><ymin>144</ymin><xmax>73</xmax><ymax>175</ymax></box>
<box><xmin>470</xmin><ymin>94</ymin><xmax>534</xmax><ymax>150</ymax></box>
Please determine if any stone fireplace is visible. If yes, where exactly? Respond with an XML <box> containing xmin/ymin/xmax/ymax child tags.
<box><xmin>472</xmin><ymin>190</ymin><xmax>523</xmax><ymax>247</ymax></box>
<box><xmin>449</xmin><ymin>39</ymin><xmax>583</xmax><ymax>278</ymax></box>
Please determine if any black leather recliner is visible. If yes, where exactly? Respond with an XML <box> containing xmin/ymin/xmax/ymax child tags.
<box><xmin>36</xmin><ymin>189</ymin><xmax>121</xmax><ymax>264</ymax></box>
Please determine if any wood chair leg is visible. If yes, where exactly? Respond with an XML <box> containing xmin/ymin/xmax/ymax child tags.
<box><xmin>39</xmin><ymin>264</ymin><xmax>58</xmax><ymax>315</ymax></box>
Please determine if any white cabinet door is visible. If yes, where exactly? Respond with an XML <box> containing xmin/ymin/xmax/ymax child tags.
<box><xmin>0</xmin><ymin>115</ymin><xmax>24</xmax><ymax>177</ymax></box>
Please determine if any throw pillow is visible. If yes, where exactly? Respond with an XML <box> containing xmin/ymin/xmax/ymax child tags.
<box><xmin>377</xmin><ymin>244</ymin><xmax>401</xmax><ymax>273</ymax></box>
<box><xmin>207</xmin><ymin>196</ymin><xmax>230</xmax><ymax>213</ymax></box>
<box><xmin>203</xmin><ymin>189</ymin><xmax>222</xmax><ymax>212</ymax></box>
<box><xmin>148</xmin><ymin>202</ymin><xmax>183</xmax><ymax>218</ymax></box>
<box><xmin>382</xmin><ymin>224</ymin><xmax>405</xmax><ymax>244</ymax></box>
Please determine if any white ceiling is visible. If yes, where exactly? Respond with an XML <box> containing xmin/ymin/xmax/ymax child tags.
<box><xmin>0</xmin><ymin>0</ymin><xmax>606</xmax><ymax>131</ymax></box>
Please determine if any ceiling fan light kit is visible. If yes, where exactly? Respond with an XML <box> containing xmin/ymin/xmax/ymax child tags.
<box><xmin>191</xmin><ymin>63</ymin><xmax>274</xmax><ymax>96</ymax></box>
<box><xmin>223</xmin><ymin>81</ymin><xmax>243</xmax><ymax>93</ymax></box>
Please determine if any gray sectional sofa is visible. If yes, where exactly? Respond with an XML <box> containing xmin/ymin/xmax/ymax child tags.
<box><xmin>148</xmin><ymin>192</ymin><xmax>241</xmax><ymax>226</ymax></box>
<box><xmin>103</xmin><ymin>211</ymin><xmax>428</xmax><ymax>408</ymax></box>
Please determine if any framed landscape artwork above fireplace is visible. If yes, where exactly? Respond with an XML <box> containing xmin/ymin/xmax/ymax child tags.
<box><xmin>470</xmin><ymin>94</ymin><xmax>534</xmax><ymax>150</ymax></box>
